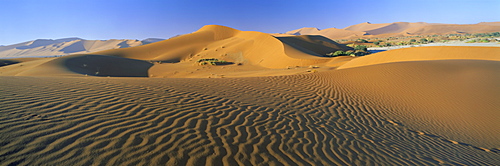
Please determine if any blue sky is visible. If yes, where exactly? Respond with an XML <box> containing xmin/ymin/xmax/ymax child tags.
<box><xmin>0</xmin><ymin>0</ymin><xmax>499</xmax><ymax>45</ymax></box>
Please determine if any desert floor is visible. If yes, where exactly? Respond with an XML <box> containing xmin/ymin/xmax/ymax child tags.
<box><xmin>1</xmin><ymin>58</ymin><xmax>499</xmax><ymax>165</ymax></box>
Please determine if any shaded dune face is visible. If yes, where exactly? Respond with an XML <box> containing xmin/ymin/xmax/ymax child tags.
<box><xmin>4</xmin><ymin>54</ymin><xmax>153</xmax><ymax>77</ymax></box>
<box><xmin>61</xmin><ymin>55</ymin><xmax>153</xmax><ymax>77</ymax></box>
<box><xmin>275</xmin><ymin>35</ymin><xmax>350</xmax><ymax>56</ymax></box>
<box><xmin>0</xmin><ymin>59</ymin><xmax>20</xmax><ymax>67</ymax></box>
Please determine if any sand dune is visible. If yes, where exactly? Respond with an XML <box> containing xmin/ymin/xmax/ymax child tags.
<box><xmin>314</xmin><ymin>28</ymin><xmax>368</xmax><ymax>39</ymax></box>
<box><xmin>0</xmin><ymin>58</ymin><xmax>44</xmax><ymax>67</ymax></box>
<box><xmin>478</xmin><ymin>22</ymin><xmax>500</xmax><ymax>26</ymax></box>
<box><xmin>338</xmin><ymin>46</ymin><xmax>500</xmax><ymax>69</ymax></box>
<box><xmin>283</xmin><ymin>27</ymin><xmax>367</xmax><ymax>39</ymax></box>
<box><xmin>0</xmin><ymin>54</ymin><xmax>153</xmax><ymax>77</ymax></box>
<box><xmin>342</xmin><ymin>22</ymin><xmax>434</xmax><ymax>35</ymax></box>
<box><xmin>405</xmin><ymin>24</ymin><xmax>500</xmax><ymax>35</ymax></box>
<box><xmin>285</xmin><ymin>27</ymin><xmax>320</xmax><ymax>35</ymax></box>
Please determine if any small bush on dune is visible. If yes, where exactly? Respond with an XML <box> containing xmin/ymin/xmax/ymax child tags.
<box><xmin>420</xmin><ymin>38</ymin><xmax>428</xmax><ymax>43</ymax></box>
<box><xmin>326</xmin><ymin>50</ymin><xmax>346</xmax><ymax>57</ymax></box>
<box><xmin>196</xmin><ymin>58</ymin><xmax>231</xmax><ymax>65</ymax></box>
<box><xmin>356</xmin><ymin>39</ymin><xmax>368</xmax><ymax>43</ymax></box>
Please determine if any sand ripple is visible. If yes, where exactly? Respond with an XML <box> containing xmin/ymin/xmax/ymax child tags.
<box><xmin>1</xmin><ymin>63</ymin><xmax>499</xmax><ymax>165</ymax></box>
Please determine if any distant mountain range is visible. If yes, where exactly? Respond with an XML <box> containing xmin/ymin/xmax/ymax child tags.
<box><xmin>279</xmin><ymin>22</ymin><xmax>500</xmax><ymax>39</ymax></box>
<box><xmin>0</xmin><ymin>38</ymin><xmax>164</xmax><ymax>58</ymax></box>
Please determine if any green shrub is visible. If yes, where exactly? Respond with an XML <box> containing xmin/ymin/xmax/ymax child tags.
<box><xmin>356</xmin><ymin>39</ymin><xmax>368</xmax><ymax>43</ymax></box>
<box><xmin>466</xmin><ymin>39</ymin><xmax>476</xmax><ymax>43</ymax></box>
<box><xmin>333</xmin><ymin>51</ymin><xmax>346</xmax><ymax>56</ymax></box>
<box><xmin>326</xmin><ymin>50</ymin><xmax>346</xmax><ymax>57</ymax></box>
<box><xmin>354</xmin><ymin>45</ymin><xmax>367</xmax><ymax>51</ymax></box>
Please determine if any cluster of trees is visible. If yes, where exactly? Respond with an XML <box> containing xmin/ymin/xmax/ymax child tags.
<box><xmin>408</xmin><ymin>38</ymin><xmax>432</xmax><ymax>44</ymax></box>
<box><xmin>325</xmin><ymin>45</ymin><xmax>369</xmax><ymax>57</ymax></box>
<box><xmin>467</xmin><ymin>32</ymin><xmax>500</xmax><ymax>37</ymax></box>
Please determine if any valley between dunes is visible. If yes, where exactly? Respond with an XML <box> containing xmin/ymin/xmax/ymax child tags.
<box><xmin>0</xmin><ymin>25</ymin><xmax>499</xmax><ymax>165</ymax></box>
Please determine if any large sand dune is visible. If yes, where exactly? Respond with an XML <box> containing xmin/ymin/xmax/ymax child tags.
<box><xmin>1</xmin><ymin>25</ymin><xmax>499</xmax><ymax>165</ymax></box>
<box><xmin>94</xmin><ymin>25</ymin><xmax>345</xmax><ymax>69</ymax></box>
<box><xmin>343</xmin><ymin>22</ymin><xmax>430</xmax><ymax>35</ymax></box>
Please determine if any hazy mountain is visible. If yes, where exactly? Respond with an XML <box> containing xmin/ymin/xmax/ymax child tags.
<box><xmin>0</xmin><ymin>38</ymin><xmax>164</xmax><ymax>58</ymax></box>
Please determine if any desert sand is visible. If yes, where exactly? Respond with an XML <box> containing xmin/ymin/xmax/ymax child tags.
<box><xmin>1</xmin><ymin>25</ymin><xmax>499</xmax><ymax>165</ymax></box>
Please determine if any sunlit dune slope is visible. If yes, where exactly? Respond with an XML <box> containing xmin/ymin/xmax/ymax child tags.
<box><xmin>338</xmin><ymin>46</ymin><xmax>500</xmax><ymax>69</ymax></box>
